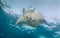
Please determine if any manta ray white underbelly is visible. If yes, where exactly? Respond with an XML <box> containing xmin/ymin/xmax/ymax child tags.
<box><xmin>16</xmin><ymin>7</ymin><xmax>49</xmax><ymax>27</ymax></box>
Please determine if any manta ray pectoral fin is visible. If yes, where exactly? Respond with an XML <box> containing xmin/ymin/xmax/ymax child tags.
<box><xmin>15</xmin><ymin>16</ymin><xmax>24</xmax><ymax>25</ymax></box>
<box><xmin>16</xmin><ymin>18</ymin><xmax>21</xmax><ymax>25</ymax></box>
<box><xmin>44</xmin><ymin>21</ymin><xmax>51</xmax><ymax>26</ymax></box>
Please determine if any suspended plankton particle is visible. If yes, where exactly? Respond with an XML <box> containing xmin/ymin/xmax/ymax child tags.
<box><xmin>16</xmin><ymin>6</ymin><xmax>50</xmax><ymax>27</ymax></box>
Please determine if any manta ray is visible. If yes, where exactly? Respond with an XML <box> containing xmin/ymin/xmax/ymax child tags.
<box><xmin>16</xmin><ymin>7</ymin><xmax>50</xmax><ymax>27</ymax></box>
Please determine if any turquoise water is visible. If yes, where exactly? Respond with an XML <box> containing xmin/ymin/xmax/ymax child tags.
<box><xmin>0</xmin><ymin>6</ymin><xmax>60</xmax><ymax>38</ymax></box>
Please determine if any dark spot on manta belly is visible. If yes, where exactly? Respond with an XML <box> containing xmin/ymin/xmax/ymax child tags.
<box><xmin>32</xmin><ymin>20</ymin><xmax>35</xmax><ymax>22</ymax></box>
<box><xmin>26</xmin><ymin>16</ymin><xmax>36</xmax><ymax>24</ymax></box>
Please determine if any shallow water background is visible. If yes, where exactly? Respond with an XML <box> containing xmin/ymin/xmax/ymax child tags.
<box><xmin>0</xmin><ymin>0</ymin><xmax>60</xmax><ymax>38</ymax></box>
